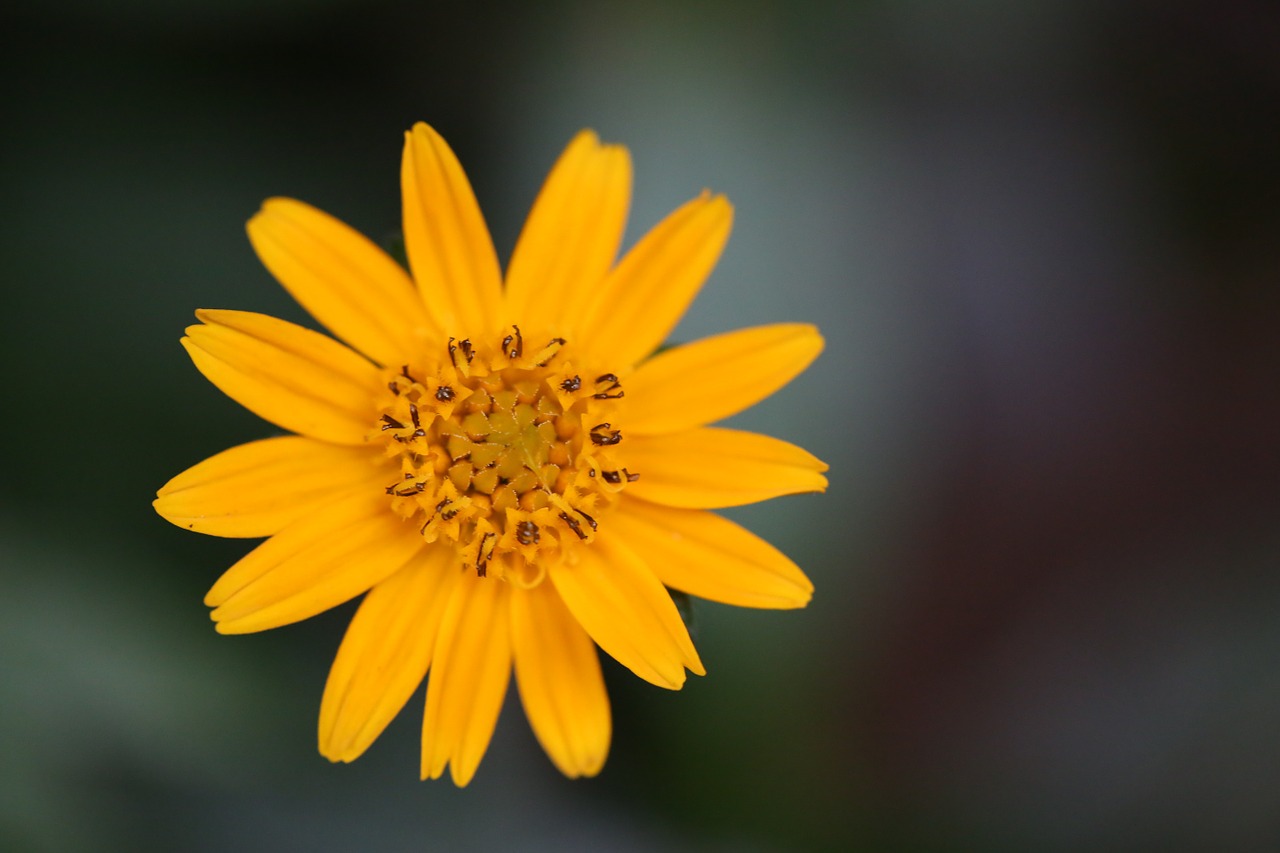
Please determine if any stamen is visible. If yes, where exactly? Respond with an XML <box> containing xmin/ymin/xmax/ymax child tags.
<box><xmin>475</xmin><ymin>531</ymin><xmax>495</xmax><ymax>577</ymax></box>
<box><xmin>532</xmin><ymin>337</ymin><xmax>567</xmax><ymax>367</ymax></box>
<box><xmin>558</xmin><ymin>511</ymin><xmax>588</xmax><ymax>540</ymax></box>
<box><xmin>515</xmin><ymin>520</ymin><xmax>540</xmax><ymax>545</ymax></box>
<box><xmin>425</xmin><ymin>498</ymin><xmax>458</xmax><ymax>526</ymax></box>
<box><xmin>592</xmin><ymin>373</ymin><xmax>624</xmax><ymax>399</ymax></box>
<box><xmin>448</xmin><ymin>338</ymin><xmax>475</xmax><ymax>375</ymax></box>
<box><xmin>560</xmin><ymin>375</ymin><xmax>581</xmax><ymax>393</ymax></box>
<box><xmin>590</xmin><ymin>423</ymin><xmax>622</xmax><ymax>446</ymax></box>
<box><xmin>435</xmin><ymin>385</ymin><xmax>455</xmax><ymax>402</ymax></box>
<box><xmin>501</xmin><ymin>325</ymin><xmax>524</xmax><ymax>360</ymax></box>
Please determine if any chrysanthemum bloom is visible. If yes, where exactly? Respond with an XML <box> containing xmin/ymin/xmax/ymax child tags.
<box><xmin>154</xmin><ymin>123</ymin><xmax>827</xmax><ymax>785</ymax></box>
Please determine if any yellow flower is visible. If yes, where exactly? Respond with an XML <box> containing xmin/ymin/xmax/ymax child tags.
<box><xmin>154</xmin><ymin>123</ymin><xmax>827</xmax><ymax>785</ymax></box>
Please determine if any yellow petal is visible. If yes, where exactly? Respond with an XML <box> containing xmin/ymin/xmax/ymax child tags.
<box><xmin>622</xmin><ymin>427</ymin><xmax>828</xmax><ymax>509</ymax></box>
<box><xmin>319</xmin><ymin>547</ymin><xmax>457</xmax><ymax>763</ymax></box>
<box><xmin>154</xmin><ymin>436</ymin><xmax>386</xmax><ymax>538</ymax></box>
<box><xmin>510</xmin><ymin>582</ymin><xmax>611</xmax><ymax>778</ymax></box>
<box><xmin>420</xmin><ymin>573</ymin><xmax>512</xmax><ymax>786</ymax></box>
<box><xmin>247</xmin><ymin>197</ymin><xmax>440</xmax><ymax>365</ymax></box>
<box><xmin>401</xmin><ymin>122</ymin><xmax>503</xmax><ymax>335</ymax></box>
<box><xmin>625</xmin><ymin>323</ymin><xmax>825</xmax><ymax>435</ymax></box>
<box><xmin>614</xmin><ymin>498</ymin><xmax>813</xmax><ymax>609</ymax></box>
<box><xmin>503</xmin><ymin>130</ymin><xmax>631</xmax><ymax>335</ymax></box>
<box><xmin>207</xmin><ymin>491</ymin><xmax>423</xmax><ymax>634</ymax></box>
<box><xmin>575</xmin><ymin>192</ymin><xmax>732</xmax><ymax>367</ymax></box>
<box><xmin>183</xmin><ymin>309</ymin><xmax>380</xmax><ymax>445</ymax></box>
<box><xmin>549</xmin><ymin>536</ymin><xmax>703</xmax><ymax>690</ymax></box>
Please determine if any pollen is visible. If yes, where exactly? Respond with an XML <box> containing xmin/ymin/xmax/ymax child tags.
<box><xmin>371</xmin><ymin>327</ymin><xmax>635</xmax><ymax>585</ymax></box>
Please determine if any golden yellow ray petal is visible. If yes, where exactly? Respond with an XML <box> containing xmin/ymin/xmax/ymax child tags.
<box><xmin>420</xmin><ymin>573</ymin><xmax>512</xmax><ymax>786</ymax></box>
<box><xmin>154</xmin><ymin>436</ymin><xmax>386</xmax><ymax>538</ymax></box>
<box><xmin>574</xmin><ymin>192</ymin><xmax>732</xmax><ymax>367</ymax></box>
<box><xmin>625</xmin><ymin>323</ymin><xmax>825</xmax><ymax>435</ymax></box>
<box><xmin>502</xmin><ymin>130</ymin><xmax>632</xmax><ymax>335</ymax></box>
<box><xmin>401</xmin><ymin>122</ymin><xmax>503</xmax><ymax>335</ymax></box>
<box><xmin>247</xmin><ymin>197</ymin><xmax>441</xmax><ymax>365</ymax></box>
<box><xmin>623</xmin><ymin>427</ymin><xmax>828</xmax><ymax>509</ymax></box>
<box><xmin>510</xmin><ymin>582</ymin><xmax>611</xmax><ymax>778</ymax></box>
<box><xmin>549</xmin><ymin>536</ymin><xmax>703</xmax><ymax>690</ymax></box>
<box><xmin>615</xmin><ymin>497</ymin><xmax>813</xmax><ymax>609</ymax></box>
<box><xmin>207</xmin><ymin>491</ymin><xmax>423</xmax><ymax>634</ymax></box>
<box><xmin>319</xmin><ymin>547</ymin><xmax>457</xmax><ymax>763</ymax></box>
<box><xmin>183</xmin><ymin>309</ymin><xmax>380</xmax><ymax>445</ymax></box>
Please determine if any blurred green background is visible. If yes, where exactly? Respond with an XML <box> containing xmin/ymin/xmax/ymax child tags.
<box><xmin>3</xmin><ymin>1</ymin><xmax>1279</xmax><ymax>850</ymax></box>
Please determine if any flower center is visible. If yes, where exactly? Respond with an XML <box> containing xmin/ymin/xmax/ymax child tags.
<box><xmin>371</xmin><ymin>327</ymin><xmax>636</xmax><ymax>586</ymax></box>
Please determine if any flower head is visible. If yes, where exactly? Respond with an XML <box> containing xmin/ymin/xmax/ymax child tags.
<box><xmin>155</xmin><ymin>123</ymin><xmax>827</xmax><ymax>785</ymax></box>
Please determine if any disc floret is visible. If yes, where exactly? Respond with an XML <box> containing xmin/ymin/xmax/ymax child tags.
<box><xmin>371</xmin><ymin>327</ymin><xmax>635</xmax><ymax>585</ymax></box>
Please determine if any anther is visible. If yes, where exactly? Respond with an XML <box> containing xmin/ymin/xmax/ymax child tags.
<box><xmin>515</xmin><ymin>520</ymin><xmax>540</xmax><ymax>545</ymax></box>
<box><xmin>436</xmin><ymin>385</ymin><xmax>455</xmax><ymax>402</ymax></box>
<box><xmin>560</xmin><ymin>375</ymin><xmax>581</xmax><ymax>393</ymax></box>
<box><xmin>590</xmin><ymin>423</ymin><xmax>622</xmax><ymax>446</ymax></box>
<box><xmin>476</xmin><ymin>532</ymin><xmax>496</xmax><ymax>576</ymax></box>
<box><xmin>533</xmin><ymin>337</ymin><xmax>567</xmax><ymax>367</ymax></box>
<box><xmin>409</xmin><ymin>403</ymin><xmax>421</xmax><ymax>429</ymax></box>
<box><xmin>602</xmin><ymin>467</ymin><xmax>642</xmax><ymax>484</ymax></box>
<box><xmin>558</xmin><ymin>511</ymin><xmax>588</xmax><ymax>540</ymax></box>
<box><xmin>447</xmin><ymin>338</ymin><xmax>472</xmax><ymax>374</ymax></box>
<box><xmin>592</xmin><ymin>373</ymin><xmax>623</xmax><ymax>399</ymax></box>
<box><xmin>381</xmin><ymin>414</ymin><xmax>405</xmax><ymax>431</ymax></box>
<box><xmin>428</xmin><ymin>498</ymin><xmax>458</xmax><ymax>525</ymax></box>
<box><xmin>501</xmin><ymin>325</ymin><xmax>524</xmax><ymax>360</ymax></box>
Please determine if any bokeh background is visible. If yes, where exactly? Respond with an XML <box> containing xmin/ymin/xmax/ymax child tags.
<box><xmin>3</xmin><ymin>1</ymin><xmax>1279</xmax><ymax>850</ymax></box>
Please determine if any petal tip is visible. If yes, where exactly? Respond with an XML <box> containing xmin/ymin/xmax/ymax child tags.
<box><xmin>407</xmin><ymin>121</ymin><xmax>444</xmax><ymax>148</ymax></box>
<box><xmin>449</xmin><ymin>761</ymin><xmax>478</xmax><ymax>787</ymax></box>
<box><xmin>572</xmin><ymin>127</ymin><xmax>601</xmax><ymax>147</ymax></box>
<box><xmin>258</xmin><ymin>196</ymin><xmax>299</xmax><ymax>213</ymax></box>
<box><xmin>317</xmin><ymin>740</ymin><xmax>343</xmax><ymax>763</ymax></box>
<box><xmin>420</xmin><ymin>753</ymin><xmax>447</xmax><ymax>782</ymax></box>
<box><xmin>192</xmin><ymin>307</ymin><xmax>232</xmax><ymax>326</ymax></box>
<box><xmin>801</xmin><ymin>324</ymin><xmax>826</xmax><ymax>356</ymax></box>
<box><xmin>701</xmin><ymin>191</ymin><xmax>733</xmax><ymax>216</ymax></box>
